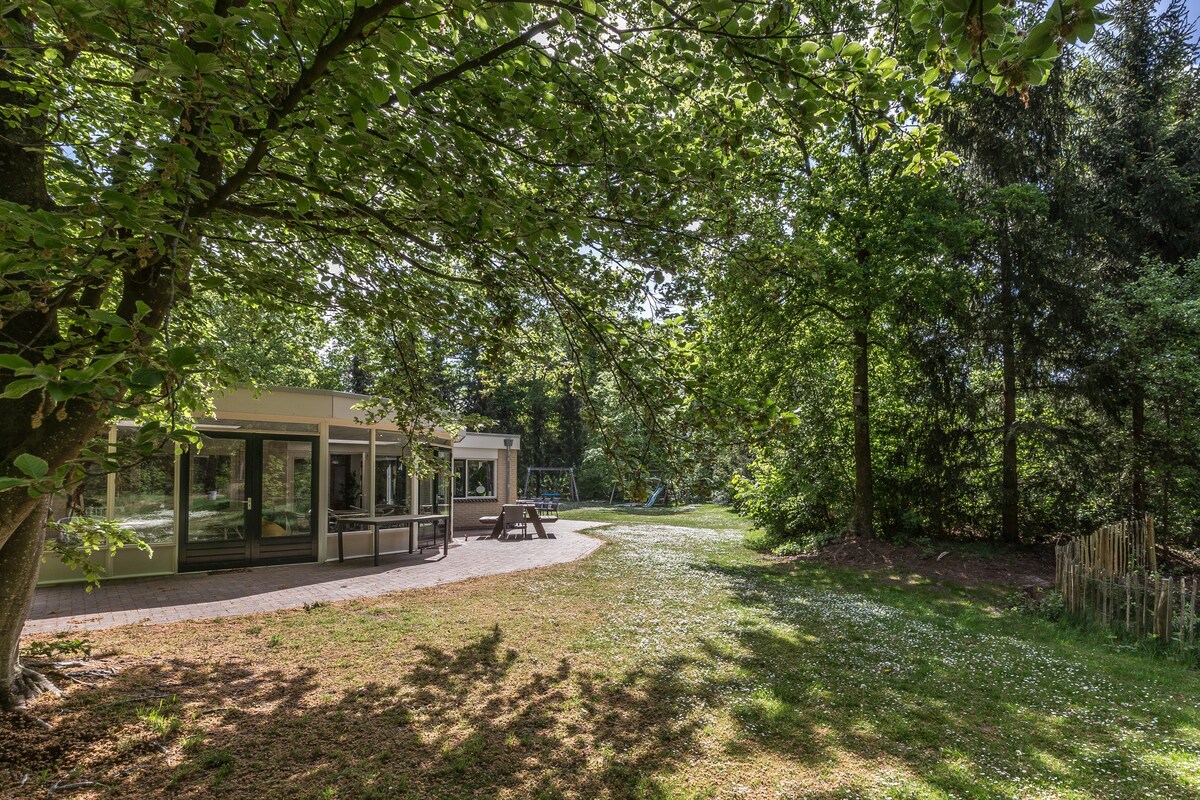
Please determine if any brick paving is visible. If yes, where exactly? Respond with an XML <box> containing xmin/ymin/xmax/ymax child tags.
<box><xmin>23</xmin><ymin>520</ymin><xmax>603</xmax><ymax>637</ymax></box>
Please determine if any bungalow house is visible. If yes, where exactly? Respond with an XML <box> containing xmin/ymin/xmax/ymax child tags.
<box><xmin>36</xmin><ymin>386</ymin><xmax>521</xmax><ymax>585</ymax></box>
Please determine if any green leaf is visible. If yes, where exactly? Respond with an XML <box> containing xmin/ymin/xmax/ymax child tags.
<box><xmin>0</xmin><ymin>354</ymin><xmax>32</xmax><ymax>371</ymax></box>
<box><xmin>88</xmin><ymin>310</ymin><xmax>128</xmax><ymax>326</ymax></box>
<box><xmin>14</xmin><ymin>453</ymin><xmax>49</xmax><ymax>479</ymax></box>
<box><xmin>368</xmin><ymin>80</ymin><xmax>391</xmax><ymax>106</ymax></box>
<box><xmin>89</xmin><ymin>353</ymin><xmax>126</xmax><ymax>376</ymax></box>
<box><xmin>1</xmin><ymin>379</ymin><xmax>43</xmax><ymax>399</ymax></box>
<box><xmin>130</xmin><ymin>367</ymin><xmax>167</xmax><ymax>389</ymax></box>
<box><xmin>1021</xmin><ymin>18</ymin><xmax>1058</xmax><ymax>58</ymax></box>
<box><xmin>100</xmin><ymin>188</ymin><xmax>138</xmax><ymax>211</ymax></box>
<box><xmin>167</xmin><ymin>345</ymin><xmax>200</xmax><ymax>371</ymax></box>
<box><xmin>46</xmin><ymin>384</ymin><xmax>74</xmax><ymax>402</ymax></box>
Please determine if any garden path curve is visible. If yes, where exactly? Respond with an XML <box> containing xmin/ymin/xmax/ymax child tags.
<box><xmin>22</xmin><ymin>521</ymin><xmax>602</xmax><ymax>636</ymax></box>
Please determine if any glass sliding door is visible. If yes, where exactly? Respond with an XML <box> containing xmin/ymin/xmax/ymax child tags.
<box><xmin>254</xmin><ymin>438</ymin><xmax>317</xmax><ymax>565</ymax></box>
<box><xmin>180</xmin><ymin>434</ymin><xmax>317</xmax><ymax>571</ymax></box>
<box><xmin>182</xmin><ymin>436</ymin><xmax>250</xmax><ymax>569</ymax></box>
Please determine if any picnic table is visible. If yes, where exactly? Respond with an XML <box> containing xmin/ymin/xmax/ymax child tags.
<box><xmin>337</xmin><ymin>513</ymin><xmax>450</xmax><ymax>565</ymax></box>
<box><xmin>482</xmin><ymin>504</ymin><xmax>556</xmax><ymax>539</ymax></box>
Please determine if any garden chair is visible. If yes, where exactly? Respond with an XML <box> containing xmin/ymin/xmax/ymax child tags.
<box><xmin>502</xmin><ymin>504</ymin><xmax>528</xmax><ymax>538</ymax></box>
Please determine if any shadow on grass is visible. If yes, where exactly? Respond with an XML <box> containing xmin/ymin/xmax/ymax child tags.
<box><xmin>6</xmin><ymin>538</ymin><xmax>1198</xmax><ymax>799</ymax></box>
<box><xmin>1</xmin><ymin>626</ymin><xmax>706</xmax><ymax>800</ymax></box>
<box><xmin>689</xmin><ymin>557</ymin><xmax>1200</xmax><ymax>799</ymax></box>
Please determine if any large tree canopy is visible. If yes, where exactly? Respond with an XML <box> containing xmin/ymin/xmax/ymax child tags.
<box><xmin>0</xmin><ymin>0</ymin><xmax>1101</xmax><ymax>706</ymax></box>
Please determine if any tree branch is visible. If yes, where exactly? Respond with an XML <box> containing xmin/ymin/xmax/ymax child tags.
<box><xmin>407</xmin><ymin>17</ymin><xmax>562</xmax><ymax>97</ymax></box>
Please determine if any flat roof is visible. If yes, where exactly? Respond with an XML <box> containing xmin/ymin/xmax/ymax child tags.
<box><xmin>456</xmin><ymin>431</ymin><xmax>522</xmax><ymax>451</ymax></box>
<box><xmin>206</xmin><ymin>386</ymin><xmax>520</xmax><ymax>447</ymax></box>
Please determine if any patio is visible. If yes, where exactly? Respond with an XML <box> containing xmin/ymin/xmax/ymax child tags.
<box><xmin>23</xmin><ymin>520</ymin><xmax>602</xmax><ymax>636</ymax></box>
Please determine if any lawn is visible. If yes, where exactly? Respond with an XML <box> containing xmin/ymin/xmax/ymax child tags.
<box><xmin>4</xmin><ymin>505</ymin><xmax>1199</xmax><ymax>799</ymax></box>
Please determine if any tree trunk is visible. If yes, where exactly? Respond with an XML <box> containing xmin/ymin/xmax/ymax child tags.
<box><xmin>0</xmin><ymin>496</ymin><xmax>53</xmax><ymax>711</ymax></box>
<box><xmin>0</xmin><ymin>8</ymin><xmax>47</xmax><ymax>211</ymax></box>
<box><xmin>999</xmin><ymin>245</ymin><xmax>1020</xmax><ymax>545</ymax></box>
<box><xmin>0</xmin><ymin>8</ymin><xmax>110</xmax><ymax>704</ymax></box>
<box><xmin>1132</xmin><ymin>386</ymin><xmax>1147</xmax><ymax>516</ymax></box>
<box><xmin>1160</xmin><ymin>399</ymin><xmax>1171</xmax><ymax>539</ymax></box>
<box><xmin>849</xmin><ymin>325</ymin><xmax>873</xmax><ymax>538</ymax></box>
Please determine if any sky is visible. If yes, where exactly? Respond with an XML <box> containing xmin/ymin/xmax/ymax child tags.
<box><xmin>1170</xmin><ymin>0</ymin><xmax>1200</xmax><ymax>26</ymax></box>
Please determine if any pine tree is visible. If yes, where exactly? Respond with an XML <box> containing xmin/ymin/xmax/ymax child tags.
<box><xmin>1080</xmin><ymin>0</ymin><xmax>1200</xmax><ymax>517</ymax></box>
<box><xmin>941</xmin><ymin>53</ymin><xmax>1088</xmax><ymax>542</ymax></box>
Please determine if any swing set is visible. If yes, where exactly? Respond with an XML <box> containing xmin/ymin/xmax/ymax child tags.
<box><xmin>522</xmin><ymin>467</ymin><xmax>579</xmax><ymax>502</ymax></box>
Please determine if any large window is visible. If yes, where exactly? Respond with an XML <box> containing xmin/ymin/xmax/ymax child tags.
<box><xmin>375</xmin><ymin>430</ymin><xmax>408</xmax><ymax>513</ymax></box>
<box><xmin>453</xmin><ymin>459</ymin><xmax>495</xmax><ymax>499</ymax></box>
<box><xmin>48</xmin><ymin>456</ymin><xmax>109</xmax><ymax>542</ymax></box>
<box><xmin>113</xmin><ymin>429</ymin><xmax>176</xmax><ymax>544</ymax></box>
<box><xmin>49</xmin><ymin>469</ymin><xmax>108</xmax><ymax>522</ymax></box>
<box><xmin>328</xmin><ymin>426</ymin><xmax>368</xmax><ymax>512</ymax></box>
<box><xmin>421</xmin><ymin>448</ymin><xmax>453</xmax><ymax>512</ymax></box>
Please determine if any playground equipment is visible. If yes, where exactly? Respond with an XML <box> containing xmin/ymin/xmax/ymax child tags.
<box><xmin>612</xmin><ymin>476</ymin><xmax>670</xmax><ymax>508</ymax></box>
<box><xmin>644</xmin><ymin>485</ymin><xmax>666</xmax><ymax>508</ymax></box>
<box><xmin>523</xmin><ymin>466</ymin><xmax>579</xmax><ymax>502</ymax></box>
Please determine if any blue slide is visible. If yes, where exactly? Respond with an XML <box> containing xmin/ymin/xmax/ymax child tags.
<box><xmin>644</xmin><ymin>486</ymin><xmax>665</xmax><ymax>508</ymax></box>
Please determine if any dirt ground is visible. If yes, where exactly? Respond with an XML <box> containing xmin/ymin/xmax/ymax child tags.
<box><xmin>787</xmin><ymin>538</ymin><xmax>1058</xmax><ymax>590</ymax></box>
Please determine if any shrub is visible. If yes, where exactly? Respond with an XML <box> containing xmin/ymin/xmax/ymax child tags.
<box><xmin>1006</xmin><ymin>589</ymin><xmax>1065</xmax><ymax>622</ymax></box>
<box><xmin>770</xmin><ymin>540</ymin><xmax>811</xmax><ymax>557</ymax></box>
<box><xmin>732</xmin><ymin>450</ymin><xmax>846</xmax><ymax>551</ymax></box>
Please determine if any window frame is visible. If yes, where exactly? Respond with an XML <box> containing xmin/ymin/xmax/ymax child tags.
<box><xmin>453</xmin><ymin>458</ymin><xmax>497</xmax><ymax>500</ymax></box>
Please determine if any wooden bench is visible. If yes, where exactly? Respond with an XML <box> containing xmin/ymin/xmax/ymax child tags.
<box><xmin>480</xmin><ymin>512</ymin><xmax>556</xmax><ymax>525</ymax></box>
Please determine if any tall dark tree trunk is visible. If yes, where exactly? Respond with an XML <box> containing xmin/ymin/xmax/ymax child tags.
<box><xmin>1160</xmin><ymin>399</ymin><xmax>1171</xmax><ymax>538</ymax></box>
<box><xmin>558</xmin><ymin>375</ymin><xmax>585</xmax><ymax>470</ymax></box>
<box><xmin>0</xmin><ymin>7</ymin><xmax>159</xmax><ymax>704</ymax></box>
<box><xmin>0</xmin><ymin>8</ymin><xmax>59</xmax><ymax>707</ymax></box>
<box><xmin>1132</xmin><ymin>386</ymin><xmax>1147</xmax><ymax>516</ymax></box>
<box><xmin>849</xmin><ymin>324</ymin><xmax>873</xmax><ymax>538</ymax></box>
<box><xmin>0</xmin><ymin>497</ymin><xmax>55</xmax><ymax>711</ymax></box>
<box><xmin>999</xmin><ymin>245</ymin><xmax>1020</xmax><ymax>544</ymax></box>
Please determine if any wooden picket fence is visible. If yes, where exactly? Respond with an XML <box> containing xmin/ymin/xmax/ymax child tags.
<box><xmin>1056</xmin><ymin>517</ymin><xmax>1200</xmax><ymax>649</ymax></box>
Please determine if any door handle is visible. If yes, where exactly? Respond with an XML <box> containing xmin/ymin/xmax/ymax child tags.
<box><xmin>245</xmin><ymin>496</ymin><xmax>253</xmax><ymax>511</ymax></box>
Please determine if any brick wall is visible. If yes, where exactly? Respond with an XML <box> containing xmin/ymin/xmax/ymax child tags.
<box><xmin>453</xmin><ymin>449</ymin><xmax>519</xmax><ymax>531</ymax></box>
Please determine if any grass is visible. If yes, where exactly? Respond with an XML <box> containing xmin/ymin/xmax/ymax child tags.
<box><xmin>5</xmin><ymin>504</ymin><xmax>1200</xmax><ymax>799</ymax></box>
<box><xmin>135</xmin><ymin>696</ymin><xmax>181</xmax><ymax>738</ymax></box>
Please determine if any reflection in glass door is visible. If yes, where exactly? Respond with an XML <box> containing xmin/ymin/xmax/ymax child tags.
<box><xmin>183</xmin><ymin>437</ymin><xmax>249</xmax><ymax>568</ymax></box>
<box><xmin>180</xmin><ymin>434</ymin><xmax>317</xmax><ymax>571</ymax></box>
<box><xmin>254</xmin><ymin>439</ymin><xmax>316</xmax><ymax>565</ymax></box>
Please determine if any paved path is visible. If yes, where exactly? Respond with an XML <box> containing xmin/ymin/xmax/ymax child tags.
<box><xmin>23</xmin><ymin>521</ymin><xmax>603</xmax><ymax>636</ymax></box>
